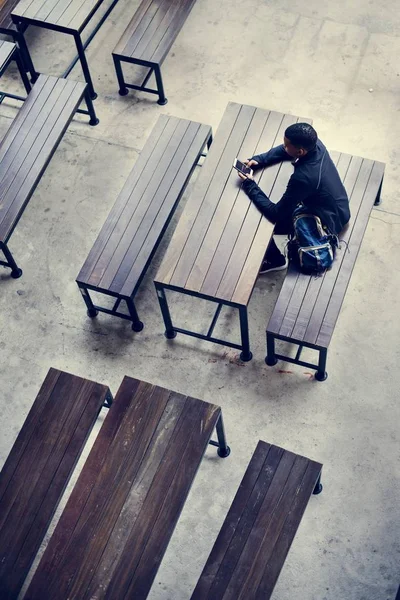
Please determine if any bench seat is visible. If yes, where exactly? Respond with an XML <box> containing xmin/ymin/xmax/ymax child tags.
<box><xmin>25</xmin><ymin>376</ymin><xmax>230</xmax><ymax>600</ymax></box>
<box><xmin>112</xmin><ymin>0</ymin><xmax>197</xmax><ymax>104</ymax></box>
<box><xmin>0</xmin><ymin>368</ymin><xmax>111</xmax><ymax>600</ymax></box>
<box><xmin>76</xmin><ymin>113</ymin><xmax>212</xmax><ymax>331</ymax></box>
<box><xmin>0</xmin><ymin>74</ymin><xmax>90</xmax><ymax>279</ymax></box>
<box><xmin>191</xmin><ymin>440</ymin><xmax>322</xmax><ymax>600</ymax></box>
<box><xmin>265</xmin><ymin>152</ymin><xmax>385</xmax><ymax>380</ymax></box>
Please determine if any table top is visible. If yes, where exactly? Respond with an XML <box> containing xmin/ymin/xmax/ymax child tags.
<box><xmin>155</xmin><ymin>103</ymin><xmax>310</xmax><ymax>307</ymax></box>
<box><xmin>12</xmin><ymin>0</ymin><xmax>105</xmax><ymax>32</ymax></box>
<box><xmin>26</xmin><ymin>377</ymin><xmax>222</xmax><ymax>600</ymax></box>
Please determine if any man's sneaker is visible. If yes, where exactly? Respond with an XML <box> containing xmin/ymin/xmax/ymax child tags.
<box><xmin>259</xmin><ymin>255</ymin><xmax>288</xmax><ymax>274</ymax></box>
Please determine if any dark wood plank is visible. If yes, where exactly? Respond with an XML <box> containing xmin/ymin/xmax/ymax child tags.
<box><xmin>100</xmin><ymin>118</ymin><xmax>192</xmax><ymax>292</ymax></box>
<box><xmin>191</xmin><ymin>441</ymin><xmax>271</xmax><ymax>599</ymax></box>
<box><xmin>119</xmin><ymin>123</ymin><xmax>211</xmax><ymax>297</ymax></box>
<box><xmin>0</xmin><ymin>0</ymin><xmax>20</xmax><ymax>29</ymax></box>
<box><xmin>76</xmin><ymin>114</ymin><xmax>170</xmax><ymax>284</ymax></box>
<box><xmin>169</xmin><ymin>104</ymin><xmax>257</xmax><ymax>288</ymax></box>
<box><xmin>0</xmin><ymin>39</ymin><xmax>15</xmax><ymax>68</ymax></box>
<box><xmin>267</xmin><ymin>153</ymin><xmax>363</xmax><ymax>338</ymax></box>
<box><xmin>152</xmin><ymin>0</ymin><xmax>197</xmax><ymax>64</ymax></box>
<box><xmin>155</xmin><ymin>102</ymin><xmax>242</xmax><ymax>285</ymax></box>
<box><xmin>303</xmin><ymin>157</ymin><xmax>375</xmax><ymax>345</ymax></box>
<box><xmin>256</xmin><ymin>460</ymin><xmax>323</xmax><ymax>598</ymax></box>
<box><xmin>191</xmin><ymin>443</ymin><xmax>322</xmax><ymax>600</ymax></box>
<box><xmin>0</xmin><ymin>368</ymin><xmax>109</xmax><ymax>600</ymax></box>
<box><xmin>215</xmin><ymin>114</ymin><xmax>299</xmax><ymax>303</ymax></box>
<box><xmin>129</xmin><ymin>0</ymin><xmax>179</xmax><ymax>61</ymax></box>
<box><xmin>315</xmin><ymin>160</ymin><xmax>385</xmax><ymax>347</ymax></box>
<box><xmin>114</xmin><ymin>0</ymin><xmax>162</xmax><ymax>58</ymax></box>
<box><xmin>26</xmin><ymin>377</ymin><xmax>221</xmax><ymax>600</ymax></box>
<box><xmin>0</xmin><ymin>76</ymin><xmax>86</xmax><ymax>242</ymax></box>
<box><xmin>186</xmin><ymin>108</ymin><xmax>273</xmax><ymax>293</ymax></box>
<box><xmin>277</xmin><ymin>151</ymin><xmax>344</xmax><ymax>339</ymax></box>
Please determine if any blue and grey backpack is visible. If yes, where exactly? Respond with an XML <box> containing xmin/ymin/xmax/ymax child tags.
<box><xmin>288</xmin><ymin>205</ymin><xmax>338</xmax><ymax>275</ymax></box>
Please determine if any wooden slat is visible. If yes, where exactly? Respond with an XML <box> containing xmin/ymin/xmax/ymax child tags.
<box><xmin>155</xmin><ymin>102</ymin><xmax>242</xmax><ymax>285</ymax></box>
<box><xmin>315</xmin><ymin>160</ymin><xmax>385</xmax><ymax>347</ymax></box>
<box><xmin>11</xmin><ymin>0</ymin><xmax>101</xmax><ymax>30</ymax></box>
<box><xmin>152</xmin><ymin>0</ymin><xmax>197</xmax><ymax>64</ymax></box>
<box><xmin>0</xmin><ymin>0</ymin><xmax>20</xmax><ymax>29</ymax></box>
<box><xmin>0</xmin><ymin>39</ymin><xmax>15</xmax><ymax>68</ymax></box>
<box><xmin>267</xmin><ymin>153</ymin><xmax>363</xmax><ymax>338</ymax></box>
<box><xmin>113</xmin><ymin>0</ymin><xmax>162</xmax><ymax>58</ymax></box>
<box><xmin>0</xmin><ymin>368</ymin><xmax>109</xmax><ymax>600</ymax></box>
<box><xmin>101</xmin><ymin>118</ymin><xmax>191</xmax><ymax>291</ymax></box>
<box><xmin>0</xmin><ymin>76</ymin><xmax>86</xmax><ymax>243</ymax></box>
<box><xmin>169</xmin><ymin>104</ymin><xmax>257</xmax><ymax>288</ymax></box>
<box><xmin>119</xmin><ymin>123</ymin><xmax>211</xmax><ymax>297</ymax></box>
<box><xmin>199</xmin><ymin>110</ymin><xmax>285</xmax><ymax>298</ymax></box>
<box><xmin>303</xmin><ymin>157</ymin><xmax>375</xmax><ymax>345</ymax></box>
<box><xmin>26</xmin><ymin>377</ymin><xmax>221</xmax><ymax>600</ymax></box>
<box><xmin>77</xmin><ymin>114</ymin><xmax>170</xmax><ymax>284</ymax></box>
<box><xmin>277</xmin><ymin>151</ymin><xmax>344</xmax><ymax>339</ymax></box>
<box><xmin>191</xmin><ymin>442</ymin><xmax>322</xmax><ymax>600</ymax></box>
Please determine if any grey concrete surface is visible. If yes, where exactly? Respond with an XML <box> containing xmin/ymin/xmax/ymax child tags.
<box><xmin>0</xmin><ymin>0</ymin><xmax>399</xmax><ymax>598</ymax></box>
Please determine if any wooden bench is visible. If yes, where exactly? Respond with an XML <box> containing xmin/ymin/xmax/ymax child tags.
<box><xmin>76</xmin><ymin>113</ymin><xmax>212</xmax><ymax>331</ymax></box>
<box><xmin>25</xmin><ymin>376</ymin><xmax>230</xmax><ymax>600</ymax></box>
<box><xmin>0</xmin><ymin>368</ymin><xmax>111</xmax><ymax>600</ymax></box>
<box><xmin>191</xmin><ymin>440</ymin><xmax>322</xmax><ymax>600</ymax></box>
<box><xmin>112</xmin><ymin>0</ymin><xmax>197</xmax><ymax>105</ymax></box>
<box><xmin>0</xmin><ymin>74</ymin><xmax>98</xmax><ymax>280</ymax></box>
<box><xmin>0</xmin><ymin>39</ymin><xmax>31</xmax><ymax>102</ymax></box>
<box><xmin>265</xmin><ymin>153</ymin><xmax>385</xmax><ymax>381</ymax></box>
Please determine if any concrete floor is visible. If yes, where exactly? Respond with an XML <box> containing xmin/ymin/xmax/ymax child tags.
<box><xmin>0</xmin><ymin>0</ymin><xmax>399</xmax><ymax>598</ymax></box>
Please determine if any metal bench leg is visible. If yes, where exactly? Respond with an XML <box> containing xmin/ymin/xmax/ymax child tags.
<box><xmin>113</xmin><ymin>55</ymin><xmax>128</xmax><ymax>96</ymax></box>
<box><xmin>374</xmin><ymin>177</ymin><xmax>383</xmax><ymax>206</ymax></box>
<box><xmin>207</xmin><ymin>134</ymin><xmax>213</xmax><ymax>150</ymax></box>
<box><xmin>154</xmin><ymin>64</ymin><xmax>167</xmax><ymax>105</ymax></box>
<box><xmin>126</xmin><ymin>298</ymin><xmax>144</xmax><ymax>332</ymax></box>
<box><xmin>313</xmin><ymin>472</ymin><xmax>323</xmax><ymax>495</ymax></box>
<box><xmin>16</xmin><ymin>32</ymin><xmax>38</xmax><ymax>83</ymax></box>
<box><xmin>315</xmin><ymin>348</ymin><xmax>328</xmax><ymax>381</ymax></box>
<box><xmin>84</xmin><ymin>89</ymin><xmax>99</xmax><ymax>126</ymax></box>
<box><xmin>79</xmin><ymin>286</ymin><xmax>98</xmax><ymax>318</ymax></box>
<box><xmin>265</xmin><ymin>332</ymin><xmax>278</xmax><ymax>366</ymax></box>
<box><xmin>215</xmin><ymin>413</ymin><xmax>231</xmax><ymax>457</ymax></box>
<box><xmin>103</xmin><ymin>389</ymin><xmax>114</xmax><ymax>409</ymax></box>
<box><xmin>239</xmin><ymin>306</ymin><xmax>252</xmax><ymax>362</ymax></box>
<box><xmin>14</xmin><ymin>49</ymin><xmax>31</xmax><ymax>94</ymax></box>
<box><xmin>156</xmin><ymin>286</ymin><xmax>176</xmax><ymax>339</ymax></box>
<box><xmin>74</xmin><ymin>32</ymin><xmax>96</xmax><ymax>100</ymax></box>
<box><xmin>1</xmin><ymin>243</ymin><xmax>22</xmax><ymax>278</ymax></box>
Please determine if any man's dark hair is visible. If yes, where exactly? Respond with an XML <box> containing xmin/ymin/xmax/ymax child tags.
<box><xmin>285</xmin><ymin>123</ymin><xmax>318</xmax><ymax>152</ymax></box>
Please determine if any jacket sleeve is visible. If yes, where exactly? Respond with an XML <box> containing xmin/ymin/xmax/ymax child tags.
<box><xmin>242</xmin><ymin>174</ymin><xmax>311</xmax><ymax>224</ymax></box>
<box><xmin>251</xmin><ymin>144</ymin><xmax>292</xmax><ymax>168</ymax></box>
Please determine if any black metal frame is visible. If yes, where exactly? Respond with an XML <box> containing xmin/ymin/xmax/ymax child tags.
<box><xmin>208</xmin><ymin>413</ymin><xmax>231</xmax><ymax>458</ymax></box>
<box><xmin>313</xmin><ymin>471</ymin><xmax>323</xmax><ymax>495</ymax></box>
<box><xmin>112</xmin><ymin>54</ymin><xmax>168</xmax><ymax>105</ymax></box>
<box><xmin>0</xmin><ymin>241</ymin><xmax>23</xmax><ymax>278</ymax></box>
<box><xmin>11</xmin><ymin>0</ymin><xmax>121</xmax><ymax>101</ymax></box>
<box><xmin>0</xmin><ymin>25</ymin><xmax>37</xmax><ymax>86</ymax></box>
<box><xmin>374</xmin><ymin>174</ymin><xmax>384</xmax><ymax>206</ymax></box>
<box><xmin>154</xmin><ymin>282</ymin><xmax>253</xmax><ymax>362</ymax></box>
<box><xmin>0</xmin><ymin>43</ymin><xmax>31</xmax><ymax>104</ymax></box>
<box><xmin>265</xmin><ymin>331</ymin><xmax>328</xmax><ymax>381</ymax></box>
<box><xmin>77</xmin><ymin>132</ymin><xmax>212</xmax><ymax>329</ymax></box>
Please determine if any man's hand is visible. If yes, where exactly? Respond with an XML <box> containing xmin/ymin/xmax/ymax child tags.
<box><xmin>238</xmin><ymin>171</ymin><xmax>253</xmax><ymax>181</ymax></box>
<box><xmin>244</xmin><ymin>159</ymin><xmax>259</xmax><ymax>168</ymax></box>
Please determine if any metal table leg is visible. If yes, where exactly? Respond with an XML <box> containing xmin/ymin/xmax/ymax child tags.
<box><xmin>239</xmin><ymin>305</ymin><xmax>253</xmax><ymax>362</ymax></box>
<box><xmin>156</xmin><ymin>286</ymin><xmax>176</xmax><ymax>339</ymax></box>
<box><xmin>73</xmin><ymin>31</ymin><xmax>97</xmax><ymax>100</ymax></box>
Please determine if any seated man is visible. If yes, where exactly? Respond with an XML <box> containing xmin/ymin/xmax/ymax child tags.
<box><xmin>239</xmin><ymin>123</ymin><xmax>350</xmax><ymax>273</ymax></box>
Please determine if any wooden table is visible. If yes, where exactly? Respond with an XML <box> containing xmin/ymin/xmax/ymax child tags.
<box><xmin>26</xmin><ymin>377</ymin><xmax>230</xmax><ymax>600</ymax></box>
<box><xmin>11</xmin><ymin>0</ymin><xmax>122</xmax><ymax>99</ymax></box>
<box><xmin>154</xmin><ymin>102</ymin><xmax>309</xmax><ymax>361</ymax></box>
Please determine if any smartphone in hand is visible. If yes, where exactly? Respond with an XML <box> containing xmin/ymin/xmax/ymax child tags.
<box><xmin>233</xmin><ymin>158</ymin><xmax>253</xmax><ymax>177</ymax></box>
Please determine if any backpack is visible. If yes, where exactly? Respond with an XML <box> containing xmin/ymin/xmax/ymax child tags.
<box><xmin>288</xmin><ymin>205</ymin><xmax>338</xmax><ymax>275</ymax></box>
